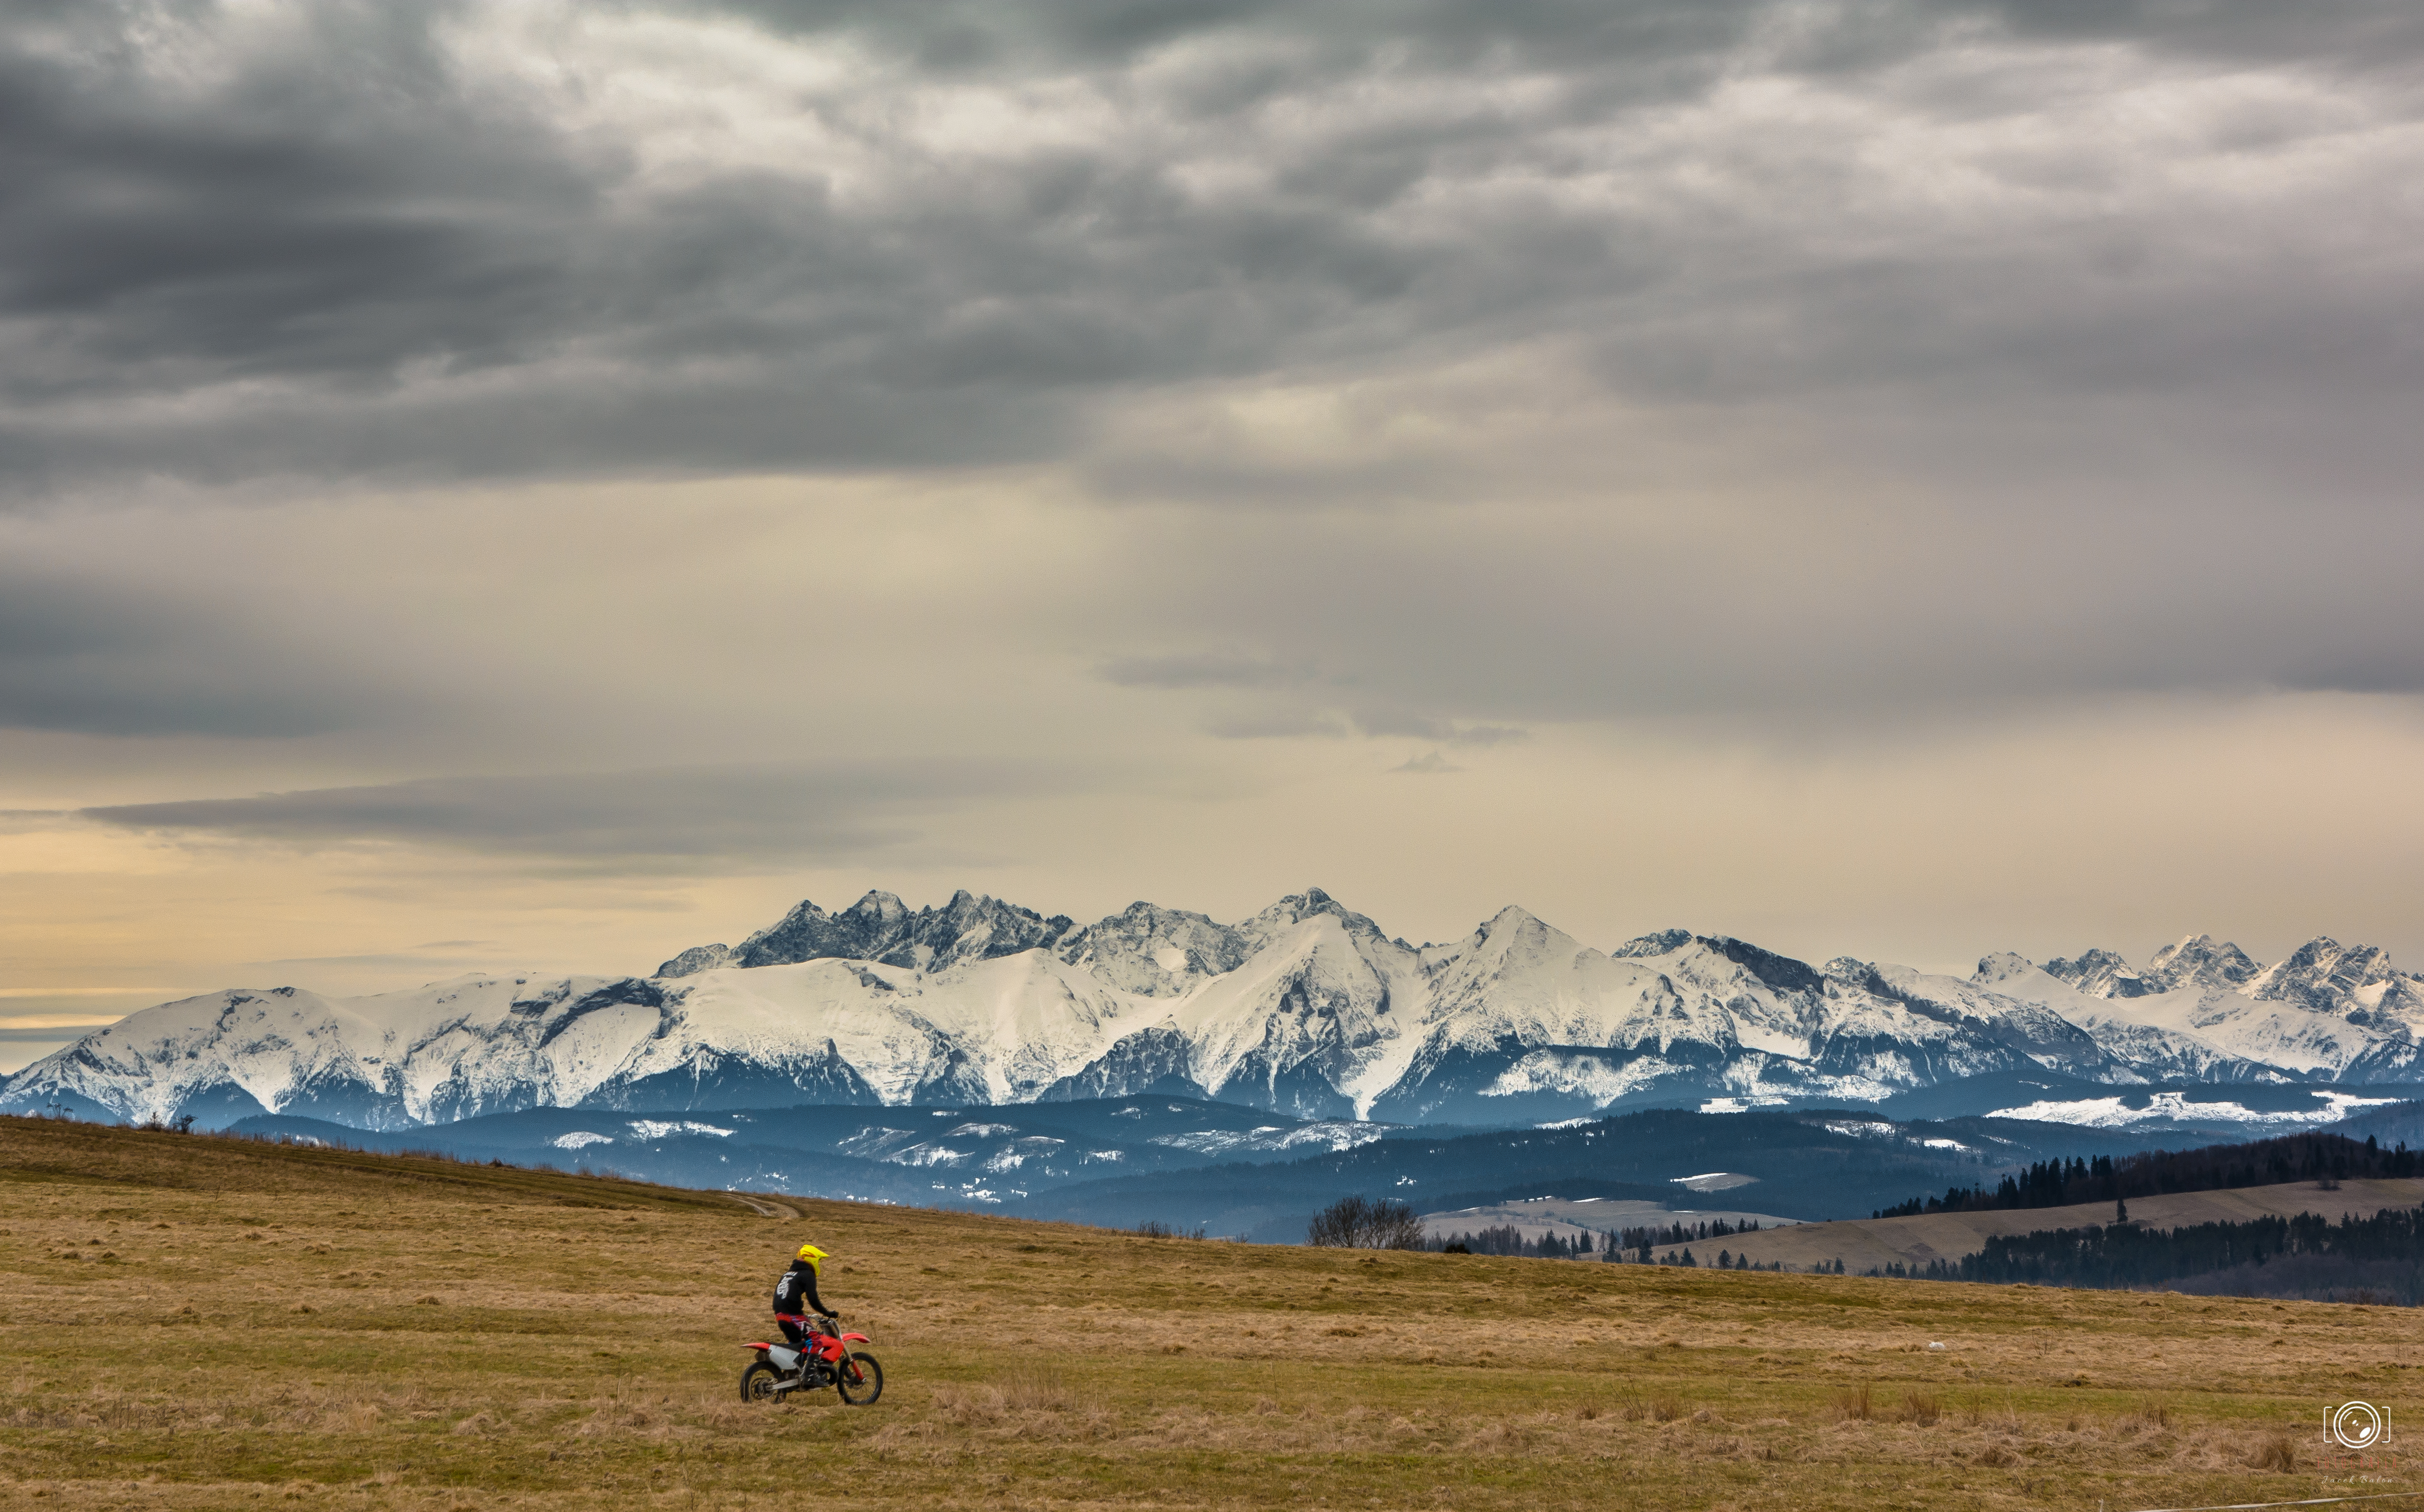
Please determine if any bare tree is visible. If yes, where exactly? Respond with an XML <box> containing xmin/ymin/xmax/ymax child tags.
<box><xmin>1368</xmin><ymin>1200</ymin><xmax>1424</xmax><ymax>1250</ymax></box>
<box><xmin>1307</xmin><ymin>1195</ymin><xmax>1425</xmax><ymax>1249</ymax></box>
<box><xmin>1307</xmin><ymin>1194</ymin><xmax>1368</xmax><ymax>1247</ymax></box>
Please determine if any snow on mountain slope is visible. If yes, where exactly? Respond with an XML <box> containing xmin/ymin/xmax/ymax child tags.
<box><xmin>2145</xmin><ymin>934</ymin><xmax>2265</xmax><ymax>992</ymax></box>
<box><xmin>2008</xmin><ymin>933</ymin><xmax>2424</xmax><ymax>1082</ymax></box>
<box><xmin>2251</xmin><ymin>939</ymin><xmax>2424</xmax><ymax>1032</ymax></box>
<box><xmin>1358</xmin><ymin>915</ymin><xmax>2121</xmax><ymax>1123</ymax></box>
<box><xmin>0</xmin><ymin>975</ymin><xmax>671</xmax><ymax>1129</ymax></box>
<box><xmin>2090</xmin><ymin>985</ymin><xmax>2403</xmax><ymax>1080</ymax></box>
<box><xmin>1052</xmin><ymin>899</ymin><xmax>1260</xmax><ymax>997</ymax></box>
<box><xmin>1831</xmin><ymin>960</ymin><xmax>2114</xmax><ymax>1077</ymax></box>
<box><xmin>18</xmin><ymin>890</ymin><xmax>2424</xmax><ymax>1132</ymax></box>
<box><xmin>1145</xmin><ymin>910</ymin><xmax>1406</xmax><ymax>1118</ymax></box>
<box><xmin>2040</xmin><ymin>947</ymin><xmax>2155</xmax><ymax>999</ymax></box>
<box><xmin>1968</xmin><ymin>952</ymin><xmax>2278</xmax><ymax>1083</ymax></box>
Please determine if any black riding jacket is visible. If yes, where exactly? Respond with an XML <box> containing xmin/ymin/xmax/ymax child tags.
<box><xmin>771</xmin><ymin>1258</ymin><xmax>832</xmax><ymax>1317</ymax></box>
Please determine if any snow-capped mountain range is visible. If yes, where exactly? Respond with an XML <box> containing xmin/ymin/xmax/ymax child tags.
<box><xmin>6</xmin><ymin>887</ymin><xmax>2423</xmax><ymax>1132</ymax></box>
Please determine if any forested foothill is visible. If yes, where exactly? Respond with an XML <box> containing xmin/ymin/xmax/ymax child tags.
<box><xmin>1871</xmin><ymin>1132</ymin><xmax>2416</xmax><ymax>1218</ymax></box>
<box><xmin>1842</xmin><ymin>1132</ymin><xmax>2424</xmax><ymax>1304</ymax></box>
<box><xmin>1895</xmin><ymin>1207</ymin><xmax>2424</xmax><ymax>1305</ymax></box>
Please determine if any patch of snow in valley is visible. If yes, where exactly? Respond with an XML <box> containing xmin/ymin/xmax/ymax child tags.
<box><xmin>627</xmin><ymin>1119</ymin><xmax>735</xmax><ymax>1140</ymax></box>
<box><xmin>1484</xmin><ymin>1051</ymin><xmax>1680</xmax><ymax>1104</ymax></box>
<box><xmin>1822</xmin><ymin>1120</ymin><xmax>1895</xmax><ymax>1140</ymax></box>
<box><xmin>2315</xmin><ymin>1092</ymin><xmax>2406</xmax><ymax>1117</ymax></box>
<box><xmin>551</xmin><ymin>1131</ymin><xmax>614</xmax><ymax>1149</ymax></box>
<box><xmin>1982</xmin><ymin>1089</ymin><xmax>2399</xmax><ymax>1128</ymax></box>
<box><xmin>1148</xmin><ymin>1122</ymin><xmax>1386</xmax><ymax>1155</ymax></box>
<box><xmin>1670</xmin><ymin>1172</ymin><xmax>1758</xmax><ymax>1192</ymax></box>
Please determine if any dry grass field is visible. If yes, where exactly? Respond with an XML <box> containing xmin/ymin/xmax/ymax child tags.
<box><xmin>6</xmin><ymin>1114</ymin><xmax>2422</xmax><ymax>1512</ymax></box>
<box><xmin>1716</xmin><ymin>1178</ymin><xmax>2424</xmax><ymax>1274</ymax></box>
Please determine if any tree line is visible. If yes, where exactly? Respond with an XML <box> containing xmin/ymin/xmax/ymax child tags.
<box><xmin>1892</xmin><ymin>1205</ymin><xmax>2424</xmax><ymax>1304</ymax></box>
<box><xmin>1872</xmin><ymin>1132</ymin><xmax>2418</xmax><ymax>1219</ymax></box>
<box><xmin>1425</xmin><ymin>1223</ymin><xmax>1594</xmax><ymax>1257</ymax></box>
<box><xmin>1614</xmin><ymin>1216</ymin><xmax>1766</xmax><ymax>1251</ymax></box>
<box><xmin>1418</xmin><ymin>1215</ymin><xmax>1788</xmax><ymax>1265</ymax></box>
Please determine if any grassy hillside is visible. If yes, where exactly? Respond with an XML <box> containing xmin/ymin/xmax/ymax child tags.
<box><xmin>1704</xmin><ymin>1178</ymin><xmax>2424</xmax><ymax>1274</ymax></box>
<box><xmin>4</xmin><ymin>1114</ymin><xmax>2418</xmax><ymax>1512</ymax></box>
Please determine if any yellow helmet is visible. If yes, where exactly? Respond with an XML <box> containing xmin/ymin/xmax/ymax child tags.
<box><xmin>796</xmin><ymin>1243</ymin><xmax>829</xmax><ymax>1270</ymax></box>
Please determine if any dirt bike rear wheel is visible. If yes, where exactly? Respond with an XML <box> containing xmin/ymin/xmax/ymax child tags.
<box><xmin>740</xmin><ymin>1360</ymin><xmax>785</xmax><ymax>1404</ymax></box>
<box><xmin>834</xmin><ymin>1350</ymin><xmax>884</xmax><ymax>1405</ymax></box>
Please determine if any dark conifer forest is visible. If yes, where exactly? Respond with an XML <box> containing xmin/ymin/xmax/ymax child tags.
<box><xmin>1872</xmin><ymin>1132</ymin><xmax>2417</xmax><ymax>1219</ymax></box>
<box><xmin>1892</xmin><ymin>1206</ymin><xmax>2424</xmax><ymax>1304</ymax></box>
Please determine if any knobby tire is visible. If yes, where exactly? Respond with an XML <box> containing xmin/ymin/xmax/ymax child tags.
<box><xmin>835</xmin><ymin>1350</ymin><xmax>884</xmax><ymax>1405</ymax></box>
<box><xmin>740</xmin><ymin>1360</ymin><xmax>785</xmax><ymax>1404</ymax></box>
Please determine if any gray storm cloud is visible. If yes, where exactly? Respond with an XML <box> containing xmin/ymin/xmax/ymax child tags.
<box><xmin>2</xmin><ymin>0</ymin><xmax>2422</xmax><ymax>933</ymax></box>
<box><xmin>0</xmin><ymin>0</ymin><xmax>2414</xmax><ymax>843</ymax></box>
<box><xmin>6</xmin><ymin>0</ymin><xmax>2422</xmax><ymax>489</ymax></box>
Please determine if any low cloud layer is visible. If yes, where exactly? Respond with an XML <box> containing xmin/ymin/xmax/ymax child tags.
<box><xmin>81</xmin><ymin>759</ymin><xmax>1088</xmax><ymax>865</ymax></box>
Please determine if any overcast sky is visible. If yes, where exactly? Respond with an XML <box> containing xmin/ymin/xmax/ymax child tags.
<box><xmin>7</xmin><ymin>0</ymin><xmax>2424</xmax><ymax>1068</ymax></box>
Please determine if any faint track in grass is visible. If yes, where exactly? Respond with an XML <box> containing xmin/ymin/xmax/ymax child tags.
<box><xmin>729</xmin><ymin>1193</ymin><xmax>802</xmax><ymax>1219</ymax></box>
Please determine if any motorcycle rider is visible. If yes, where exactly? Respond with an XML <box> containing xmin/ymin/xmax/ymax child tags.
<box><xmin>771</xmin><ymin>1242</ymin><xmax>838</xmax><ymax>1346</ymax></box>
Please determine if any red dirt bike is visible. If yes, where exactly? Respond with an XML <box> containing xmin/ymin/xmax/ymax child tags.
<box><xmin>741</xmin><ymin>1315</ymin><xmax>883</xmax><ymax>1405</ymax></box>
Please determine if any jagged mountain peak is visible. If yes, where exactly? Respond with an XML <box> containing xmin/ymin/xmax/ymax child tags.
<box><xmin>1055</xmin><ymin>900</ymin><xmax>1246</xmax><ymax>998</ymax></box>
<box><xmin>659</xmin><ymin>886</ymin><xmax>1396</xmax><ymax>994</ymax></box>
<box><xmin>2042</xmin><ymin>947</ymin><xmax>2153</xmax><ymax>999</ymax></box>
<box><xmin>1821</xmin><ymin>955</ymin><xmax>1880</xmax><ymax>986</ymax></box>
<box><xmin>1446</xmin><ymin>905</ymin><xmax>1577</xmax><ymax>972</ymax></box>
<box><xmin>850</xmin><ymin>888</ymin><xmax>910</xmax><ymax>923</ymax></box>
<box><xmin>1251</xmin><ymin>886</ymin><xmax>1356</xmax><ymax>927</ymax></box>
<box><xmin>2250</xmin><ymin>937</ymin><xmax>2424</xmax><ymax>1023</ymax></box>
<box><xmin>655</xmin><ymin>942</ymin><xmax>735</xmax><ymax>978</ymax></box>
<box><xmin>1610</xmin><ymin>927</ymin><xmax>1692</xmax><ymax>959</ymax></box>
<box><xmin>664</xmin><ymin>888</ymin><xmax>1077</xmax><ymax>977</ymax></box>
<box><xmin>2145</xmin><ymin>933</ymin><xmax>2262</xmax><ymax>991</ymax></box>
<box><xmin>1480</xmin><ymin>903</ymin><xmax>1549</xmax><ymax>932</ymax></box>
<box><xmin>1972</xmin><ymin>951</ymin><xmax>2034</xmax><ymax>983</ymax></box>
<box><xmin>1696</xmin><ymin>935</ymin><xmax>1825</xmax><ymax>996</ymax></box>
<box><xmin>1233</xmin><ymin>887</ymin><xmax>1391</xmax><ymax>953</ymax></box>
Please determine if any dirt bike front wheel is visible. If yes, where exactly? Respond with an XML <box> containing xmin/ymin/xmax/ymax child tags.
<box><xmin>740</xmin><ymin>1360</ymin><xmax>786</xmax><ymax>1404</ymax></box>
<box><xmin>834</xmin><ymin>1350</ymin><xmax>884</xmax><ymax>1405</ymax></box>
